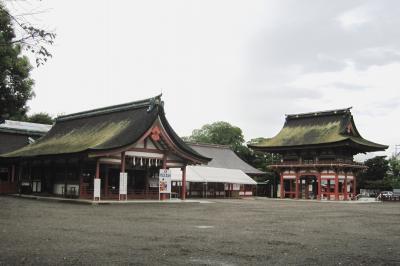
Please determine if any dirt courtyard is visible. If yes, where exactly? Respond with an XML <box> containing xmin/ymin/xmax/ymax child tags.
<box><xmin>0</xmin><ymin>196</ymin><xmax>399</xmax><ymax>265</ymax></box>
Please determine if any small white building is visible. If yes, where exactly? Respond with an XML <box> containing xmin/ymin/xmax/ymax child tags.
<box><xmin>171</xmin><ymin>143</ymin><xmax>263</xmax><ymax>198</ymax></box>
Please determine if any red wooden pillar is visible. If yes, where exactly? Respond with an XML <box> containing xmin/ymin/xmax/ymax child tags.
<box><xmin>295</xmin><ymin>173</ymin><xmax>299</xmax><ymax>199</ymax></box>
<box><xmin>334</xmin><ymin>172</ymin><xmax>339</xmax><ymax>201</ymax></box>
<box><xmin>121</xmin><ymin>152</ymin><xmax>126</xmax><ymax>173</ymax></box>
<box><xmin>104</xmin><ymin>165</ymin><xmax>109</xmax><ymax>198</ymax></box>
<box><xmin>95</xmin><ymin>160</ymin><xmax>100</xmax><ymax>179</ymax></box>
<box><xmin>344</xmin><ymin>172</ymin><xmax>348</xmax><ymax>200</ymax></box>
<box><xmin>353</xmin><ymin>176</ymin><xmax>357</xmax><ymax>198</ymax></box>
<box><xmin>181</xmin><ymin>166</ymin><xmax>187</xmax><ymax>200</ymax></box>
<box><xmin>317</xmin><ymin>173</ymin><xmax>321</xmax><ymax>200</ymax></box>
<box><xmin>280</xmin><ymin>173</ymin><xmax>284</xmax><ymax>199</ymax></box>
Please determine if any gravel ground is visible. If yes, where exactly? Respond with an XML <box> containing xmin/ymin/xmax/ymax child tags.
<box><xmin>0</xmin><ymin>196</ymin><xmax>399</xmax><ymax>266</ymax></box>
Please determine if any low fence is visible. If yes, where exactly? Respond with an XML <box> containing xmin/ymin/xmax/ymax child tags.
<box><xmin>80</xmin><ymin>188</ymin><xmax>159</xmax><ymax>200</ymax></box>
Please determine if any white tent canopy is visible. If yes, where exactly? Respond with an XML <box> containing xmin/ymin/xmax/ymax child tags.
<box><xmin>171</xmin><ymin>166</ymin><xmax>257</xmax><ymax>185</ymax></box>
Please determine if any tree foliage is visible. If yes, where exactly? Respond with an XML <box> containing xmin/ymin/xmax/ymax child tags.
<box><xmin>384</xmin><ymin>156</ymin><xmax>400</xmax><ymax>189</ymax></box>
<box><xmin>0</xmin><ymin>4</ymin><xmax>34</xmax><ymax>120</ymax></box>
<box><xmin>358</xmin><ymin>156</ymin><xmax>391</xmax><ymax>190</ymax></box>
<box><xmin>25</xmin><ymin>112</ymin><xmax>53</xmax><ymax>124</ymax></box>
<box><xmin>0</xmin><ymin>3</ymin><xmax>55</xmax><ymax>120</ymax></box>
<box><xmin>186</xmin><ymin>121</ymin><xmax>245</xmax><ymax>149</ymax></box>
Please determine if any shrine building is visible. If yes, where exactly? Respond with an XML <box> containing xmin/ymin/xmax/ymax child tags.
<box><xmin>249</xmin><ymin>108</ymin><xmax>388</xmax><ymax>200</ymax></box>
<box><xmin>0</xmin><ymin>95</ymin><xmax>210</xmax><ymax>200</ymax></box>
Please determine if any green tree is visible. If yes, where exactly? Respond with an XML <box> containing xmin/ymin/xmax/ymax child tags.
<box><xmin>185</xmin><ymin>121</ymin><xmax>245</xmax><ymax>150</ymax></box>
<box><xmin>358</xmin><ymin>156</ymin><xmax>390</xmax><ymax>190</ymax></box>
<box><xmin>0</xmin><ymin>3</ymin><xmax>55</xmax><ymax>120</ymax></box>
<box><xmin>26</xmin><ymin>112</ymin><xmax>53</xmax><ymax>124</ymax></box>
<box><xmin>0</xmin><ymin>4</ymin><xmax>34</xmax><ymax>119</ymax></box>
<box><xmin>185</xmin><ymin>121</ymin><xmax>257</xmax><ymax>166</ymax></box>
<box><xmin>384</xmin><ymin>156</ymin><xmax>400</xmax><ymax>189</ymax></box>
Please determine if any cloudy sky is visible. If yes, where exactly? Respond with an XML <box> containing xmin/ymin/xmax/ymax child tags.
<box><xmin>7</xmin><ymin>0</ymin><xmax>400</xmax><ymax>159</ymax></box>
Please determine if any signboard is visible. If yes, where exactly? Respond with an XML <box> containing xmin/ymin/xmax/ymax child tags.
<box><xmin>119</xmin><ymin>172</ymin><xmax>127</xmax><ymax>195</ymax></box>
<box><xmin>159</xmin><ymin>169</ymin><xmax>171</xmax><ymax>194</ymax></box>
<box><xmin>94</xmin><ymin>178</ymin><xmax>101</xmax><ymax>199</ymax></box>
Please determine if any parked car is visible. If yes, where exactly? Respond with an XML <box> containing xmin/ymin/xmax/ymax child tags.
<box><xmin>378</xmin><ymin>191</ymin><xmax>393</xmax><ymax>199</ymax></box>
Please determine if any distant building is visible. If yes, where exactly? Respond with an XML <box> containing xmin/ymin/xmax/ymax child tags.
<box><xmin>0</xmin><ymin>120</ymin><xmax>51</xmax><ymax>154</ymax></box>
<box><xmin>171</xmin><ymin>143</ymin><xmax>264</xmax><ymax>198</ymax></box>
<box><xmin>0</xmin><ymin>120</ymin><xmax>51</xmax><ymax>194</ymax></box>
<box><xmin>249</xmin><ymin>108</ymin><xmax>388</xmax><ymax>201</ymax></box>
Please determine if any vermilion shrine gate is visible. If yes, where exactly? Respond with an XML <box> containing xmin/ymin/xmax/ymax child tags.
<box><xmin>249</xmin><ymin>108</ymin><xmax>388</xmax><ymax>200</ymax></box>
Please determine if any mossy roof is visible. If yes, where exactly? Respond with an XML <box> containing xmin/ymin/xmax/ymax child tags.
<box><xmin>1</xmin><ymin>95</ymin><xmax>210</xmax><ymax>163</ymax></box>
<box><xmin>249</xmin><ymin>108</ymin><xmax>388</xmax><ymax>152</ymax></box>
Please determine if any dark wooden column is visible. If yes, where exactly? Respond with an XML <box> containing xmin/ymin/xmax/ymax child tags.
<box><xmin>295</xmin><ymin>172</ymin><xmax>299</xmax><ymax>199</ymax></box>
<box><xmin>78</xmin><ymin>159</ymin><xmax>83</xmax><ymax>198</ymax></box>
<box><xmin>181</xmin><ymin>165</ymin><xmax>187</xmax><ymax>200</ymax></box>
<box><xmin>104</xmin><ymin>165</ymin><xmax>109</xmax><ymax>198</ymax></box>
<box><xmin>41</xmin><ymin>160</ymin><xmax>45</xmax><ymax>193</ymax></box>
<box><xmin>11</xmin><ymin>165</ymin><xmax>15</xmax><ymax>183</ymax></box>
<box><xmin>64</xmin><ymin>160</ymin><xmax>69</xmax><ymax>198</ymax></box>
<box><xmin>95</xmin><ymin>159</ymin><xmax>100</xmax><ymax>179</ymax></box>
<box><xmin>280</xmin><ymin>172</ymin><xmax>284</xmax><ymax>199</ymax></box>
<box><xmin>343</xmin><ymin>171</ymin><xmax>348</xmax><ymax>200</ymax></box>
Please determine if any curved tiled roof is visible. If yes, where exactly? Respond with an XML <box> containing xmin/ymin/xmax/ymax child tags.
<box><xmin>249</xmin><ymin>108</ymin><xmax>388</xmax><ymax>153</ymax></box>
<box><xmin>2</xmin><ymin>95</ymin><xmax>210</xmax><ymax>163</ymax></box>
